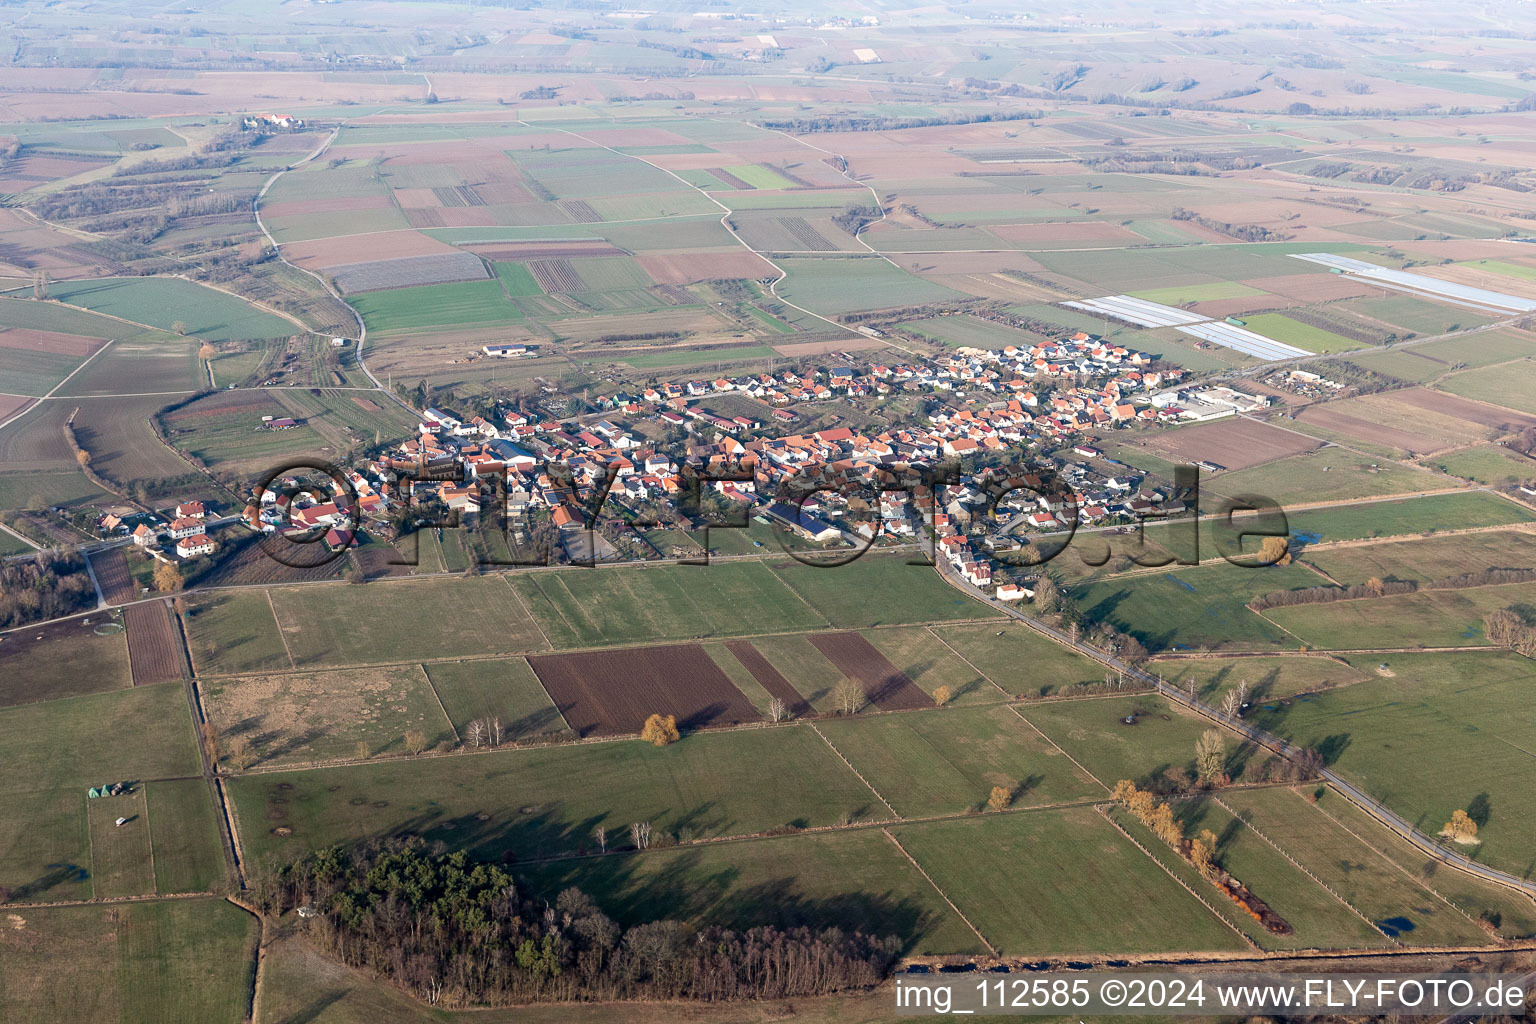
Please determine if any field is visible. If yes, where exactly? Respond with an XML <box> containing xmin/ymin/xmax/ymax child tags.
<box><xmin>509</xmin><ymin>561</ymin><xmax>827</xmax><ymax>648</ymax></box>
<box><xmin>860</xmin><ymin>626</ymin><xmax>1003</xmax><ymax>705</ymax></box>
<box><xmin>817</xmin><ymin>704</ymin><xmax>1102</xmax><ymax>817</ymax></box>
<box><xmin>420</xmin><ymin>657</ymin><xmax>569</xmax><ymax>743</ymax></box>
<box><xmin>183</xmin><ymin>589</ymin><xmax>293</xmax><ymax>675</ymax></box>
<box><xmin>123</xmin><ymin>599</ymin><xmax>186</xmax><ymax>685</ymax></box>
<box><xmin>1137</xmin><ymin>417</ymin><xmax>1318</xmax><ymax>473</ymax></box>
<box><xmin>1240</xmin><ymin>312</ymin><xmax>1367</xmax><ymax>354</ymax></box>
<box><xmin>527</xmin><ymin>643</ymin><xmax>760</xmax><ymax>737</ymax></box>
<box><xmin>1246</xmin><ymin>651</ymin><xmax>1536</xmax><ymax>874</ymax></box>
<box><xmin>1151</xmin><ymin>654</ymin><xmax>1368</xmax><ymax>705</ymax></box>
<box><xmin>203</xmin><ymin>664</ymin><xmax>455</xmax><ymax>766</ymax></box>
<box><xmin>1071</xmin><ymin>559</ymin><xmax>1318</xmax><ymax>651</ymax></box>
<box><xmin>1303</xmin><ymin>528</ymin><xmax>1536</xmax><ymax>585</ymax></box>
<box><xmin>767</xmin><ymin>554</ymin><xmax>998</xmax><ymax>628</ymax></box>
<box><xmin>1437</xmin><ymin>359</ymin><xmax>1536</xmax><ymax>416</ymax></box>
<box><xmin>1424</xmin><ymin>445</ymin><xmax>1536</xmax><ymax>485</ymax></box>
<box><xmin>1219</xmin><ymin>787</ymin><xmax>1496</xmax><ymax>946</ymax></box>
<box><xmin>351</xmin><ymin>279</ymin><xmax>520</xmax><ymax>333</ymax></box>
<box><xmin>46</xmin><ymin>278</ymin><xmax>296</xmax><ymax>341</ymax></box>
<box><xmin>265</xmin><ymin>576</ymin><xmax>548</xmax><ymax>666</ymax></box>
<box><xmin>1020</xmin><ymin>695</ymin><xmax>1220</xmax><ymax>790</ymax></box>
<box><xmin>143</xmin><ymin>779</ymin><xmax>227</xmax><ymax>893</ymax></box>
<box><xmin>1262</xmin><ymin>578</ymin><xmax>1536</xmax><ymax>649</ymax></box>
<box><xmin>0</xmin><ymin>613</ymin><xmax>131</xmax><ymax>707</ymax></box>
<box><xmin>227</xmin><ymin>725</ymin><xmax>882</xmax><ymax>865</ymax></box>
<box><xmin>0</xmin><ymin>898</ymin><xmax>257</xmax><ymax>1024</ymax></box>
<box><xmin>807</xmin><ymin>631</ymin><xmax>932</xmax><ymax>711</ymax></box>
<box><xmin>520</xmin><ymin>828</ymin><xmax>985</xmax><ymax>955</ymax></box>
<box><xmin>777</xmin><ymin>257</ymin><xmax>966</xmax><ymax>314</ymax></box>
<box><xmin>53</xmin><ymin>338</ymin><xmax>202</xmax><ymax>397</ymax></box>
<box><xmin>931</xmin><ymin>621</ymin><xmax>1106</xmax><ymax>697</ymax></box>
<box><xmin>89</xmin><ymin>547</ymin><xmax>136</xmax><ymax>604</ymax></box>
<box><xmin>889</xmin><ymin>808</ymin><xmax>1248</xmax><ymax>955</ymax></box>
<box><xmin>721</xmin><ymin>639</ymin><xmax>813</xmax><ymax>717</ymax></box>
<box><xmin>1201</xmin><ymin>446</ymin><xmax>1446</xmax><ymax>505</ymax></box>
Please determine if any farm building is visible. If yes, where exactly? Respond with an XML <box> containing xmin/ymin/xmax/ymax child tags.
<box><xmin>765</xmin><ymin>501</ymin><xmax>841</xmax><ymax>542</ymax></box>
<box><xmin>483</xmin><ymin>343</ymin><xmax>534</xmax><ymax>358</ymax></box>
<box><xmin>263</xmin><ymin>417</ymin><xmax>298</xmax><ymax>430</ymax></box>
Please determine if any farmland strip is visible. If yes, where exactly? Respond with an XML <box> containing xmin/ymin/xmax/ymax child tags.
<box><xmin>807</xmin><ymin>632</ymin><xmax>930</xmax><ymax>711</ymax></box>
<box><xmin>124</xmin><ymin>599</ymin><xmax>186</xmax><ymax>685</ymax></box>
<box><xmin>90</xmin><ymin>547</ymin><xmax>136</xmax><ymax>605</ymax></box>
<box><xmin>724</xmin><ymin>640</ymin><xmax>813</xmax><ymax>717</ymax></box>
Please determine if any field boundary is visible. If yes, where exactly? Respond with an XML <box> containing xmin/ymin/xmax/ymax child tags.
<box><xmin>1006</xmin><ymin>704</ymin><xmax>1110</xmax><ymax>792</ymax></box>
<box><xmin>809</xmin><ymin>721</ymin><xmax>900</xmax><ymax>820</ymax></box>
<box><xmin>881</xmin><ymin>827</ymin><xmax>997</xmax><ymax>955</ymax></box>
<box><xmin>925</xmin><ymin>625</ymin><xmax>1014</xmax><ymax>698</ymax></box>
<box><xmin>499</xmin><ymin>572</ymin><xmax>553</xmax><ymax>650</ymax></box>
<box><xmin>1213</xmin><ymin>796</ymin><xmax>1400</xmax><ymax>947</ymax></box>
<box><xmin>1098</xmin><ymin>805</ymin><xmax>1261</xmax><ymax>952</ymax></box>
<box><xmin>416</xmin><ymin>663</ymin><xmax>462</xmax><ymax>745</ymax></box>
<box><xmin>263</xmin><ymin>589</ymin><xmax>297</xmax><ymax>669</ymax></box>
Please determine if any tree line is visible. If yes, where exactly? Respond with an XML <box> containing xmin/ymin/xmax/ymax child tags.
<box><xmin>254</xmin><ymin>839</ymin><xmax>900</xmax><ymax>1008</ymax></box>
<box><xmin>1251</xmin><ymin>567</ymin><xmax>1536</xmax><ymax>612</ymax></box>
<box><xmin>0</xmin><ymin>548</ymin><xmax>96</xmax><ymax>629</ymax></box>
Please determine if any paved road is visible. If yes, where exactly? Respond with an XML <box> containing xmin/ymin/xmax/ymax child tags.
<box><xmin>931</xmin><ymin>558</ymin><xmax>1536</xmax><ymax>902</ymax></box>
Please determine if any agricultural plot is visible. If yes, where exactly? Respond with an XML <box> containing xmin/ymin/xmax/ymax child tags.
<box><xmin>1262</xmin><ymin>578</ymin><xmax>1536</xmax><ymax>649</ymax></box>
<box><xmin>1276</xmin><ymin>489</ymin><xmax>1532</xmax><ymax>544</ymax></box>
<box><xmin>521</xmin><ymin>827</ymin><xmax>985</xmax><ymax>955</ymax></box>
<box><xmin>123</xmin><ymin>599</ymin><xmax>186</xmax><ymax>685</ymax></box>
<box><xmin>183</xmin><ymin>589</ymin><xmax>292</xmax><ymax>675</ymax></box>
<box><xmin>930</xmin><ymin>621</ymin><xmax>1106</xmax><ymax>697</ymax></box>
<box><xmin>510</xmin><ymin>561</ymin><xmax>826</xmax><ymax>648</ymax></box>
<box><xmin>351</xmin><ymin>279</ymin><xmax>520</xmax><ymax>333</ymax></box>
<box><xmin>1019</xmin><ymin>695</ymin><xmax>1218</xmax><ymax>791</ymax></box>
<box><xmin>1247</xmin><ymin>650</ymin><xmax>1536</xmax><ymax>874</ymax></box>
<box><xmin>203</xmin><ymin>664</ymin><xmax>454</xmax><ymax>766</ymax></box>
<box><xmin>860</xmin><ymin>626</ymin><xmax>1003</xmax><ymax>705</ymax></box>
<box><xmin>266</xmin><ymin>576</ymin><xmax>548</xmax><ymax>666</ymax></box>
<box><xmin>820</xmin><ymin>705</ymin><xmax>1102</xmax><ymax>818</ymax></box>
<box><xmin>1240</xmin><ymin>312</ymin><xmax>1367</xmax><ymax>354</ymax></box>
<box><xmin>1071</xmin><ymin>559</ymin><xmax>1317</xmax><ymax>651</ymax></box>
<box><xmin>1201</xmin><ymin>446</ymin><xmax>1446</xmax><ymax>505</ymax></box>
<box><xmin>1437</xmin><ymin>359</ymin><xmax>1536</xmax><ymax>416</ymax></box>
<box><xmin>1151</xmin><ymin>654</ymin><xmax>1368</xmax><ymax>706</ymax></box>
<box><xmin>0</xmin><ymin>336</ymin><xmax>97</xmax><ymax>396</ymax></box>
<box><xmin>1140</xmin><ymin>417</ymin><xmax>1319</xmax><ymax>473</ymax></box>
<box><xmin>46</xmin><ymin>277</ymin><xmax>296</xmax><ymax>341</ymax></box>
<box><xmin>1334</xmin><ymin>295</ymin><xmax>1495</xmax><ymax>337</ymax></box>
<box><xmin>52</xmin><ymin>338</ymin><xmax>202</xmax><ymax>397</ymax></box>
<box><xmin>1304</xmin><ymin>529</ymin><xmax>1536</xmax><ymax>585</ymax></box>
<box><xmin>0</xmin><ymin>613</ymin><xmax>131</xmax><ymax>707</ymax></box>
<box><xmin>0</xmin><ymin>899</ymin><xmax>257</xmax><ymax>1024</ymax></box>
<box><xmin>1425</xmin><ymin>445</ymin><xmax>1536</xmax><ymax>485</ymax></box>
<box><xmin>528</xmin><ymin>643</ymin><xmax>761</xmax><ymax>737</ymax></box>
<box><xmin>229</xmin><ymin>725</ymin><xmax>880</xmax><ymax>866</ymax></box>
<box><xmin>330</xmin><ymin>251</ymin><xmax>490</xmax><ymax>293</ymax></box>
<box><xmin>777</xmin><ymin>257</ymin><xmax>966</xmax><ymax>313</ymax></box>
<box><xmin>143</xmin><ymin>779</ymin><xmax>226</xmax><ymax>894</ymax></box>
<box><xmin>421</xmin><ymin>658</ymin><xmax>569</xmax><ymax>743</ymax></box>
<box><xmin>767</xmin><ymin>553</ymin><xmax>996</xmax><ymax>628</ymax></box>
<box><xmin>86</xmin><ymin>788</ymin><xmax>155</xmax><ymax>897</ymax></box>
<box><xmin>89</xmin><ymin>547</ymin><xmax>135</xmax><ymax>604</ymax></box>
<box><xmin>891</xmin><ymin>807</ymin><xmax>1247</xmax><ymax>955</ymax></box>
<box><xmin>808</xmin><ymin>631</ymin><xmax>932</xmax><ymax>711</ymax></box>
<box><xmin>1344</xmin><ymin>329</ymin><xmax>1536</xmax><ymax>383</ymax></box>
<box><xmin>0</xmin><ymin>786</ymin><xmax>91</xmax><ymax>902</ymax></box>
<box><xmin>68</xmin><ymin>394</ymin><xmax>194</xmax><ymax>486</ymax></box>
<box><xmin>1219</xmin><ymin>788</ymin><xmax>1495</xmax><ymax>946</ymax></box>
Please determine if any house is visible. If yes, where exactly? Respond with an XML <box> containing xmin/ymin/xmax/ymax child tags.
<box><xmin>764</xmin><ymin>501</ymin><xmax>841</xmax><ymax>543</ymax></box>
<box><xmin>995</xmin><ymin>582</ymin><xmax>1033</xmax><ymax>601</ymax></box>
<box><xmin>175</xmin><ymin>501</ymin><xmax>207</xmax><ymax>520</ymax></box>
<box><xmin>166</xmin><ymin>517</ymin><xmax>204</xmax><ymax>540</ymax></box>
<box><xmin>132</xmin><ymin>523</ymin><xmax>158</xmax><ymax>547</ymax></box>
<box><xmin>324</xmin><ymin>527</ymin><xmax>355</xmax><ymax>551</ymax></box>
<box><xmin>176</xmin><ymin>534</ymin><xmax>215</xmax><ymax>558</ymax></box>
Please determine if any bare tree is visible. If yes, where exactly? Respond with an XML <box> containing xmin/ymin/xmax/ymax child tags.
<box><xmin>227</xmin><ymin>735</ymin><xmax>256</xmax><ymax>771</ymax></box>
<box><xmin>833</xmin><ymin>678</ymin><xmax>864</xmax><ymax>716</ymax></box>
<box><xmin>1195</xmin><ymin>729</ymin><xmax>1226</xmax><ymax>787</ymax></box>
<box><xmin>766</xmin><ymin>696</ymin><xmax>788</xmax><ymax>723</ymax></box>
<box><xmin>1220</xmin><ymin>680</ymin><xmax>1249</xmax><ymax>719</ymax></box>
<box><xmin>464</xmin><ymin>719</ymin><xmax>486</xmax><ymax>749</ymax></box>
<box><xmin>404</xmin><ymin>729</ymin><xmax>428</xmax><ymax>755</ymax></box>
<box><xmin>593</xmin><ymin>825</ymin><xmax>607</xmax><ymax>853</ymax></box>
<box><xmin>489</xmin><ymin>716</ymin><xmax>503</xmax><ymax>747</ymax></box>
<box><xmin>629</xmin><ymin>821</ymin><xmax>652</xmax><ymax>850</ymax></box>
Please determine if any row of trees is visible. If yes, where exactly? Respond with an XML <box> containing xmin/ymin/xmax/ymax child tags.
<box><xmin>255</xmin><ymin>839</ymin><xmax>900</xmax><ymax>1007</ymax></box>
<box><xmin>1484</xmin><ymin>607</ymin><xmax>1536</xmax><ymax>657</ymax></box>
<box><xmin>0</xmin><ymin>548</ymin><xmax>95</xmax><ymax>629</ymax></box>
<box><xmin>1257</xmin><ymin>568</ymin><xmax>1536</xmax><ymax>612</ymax></box>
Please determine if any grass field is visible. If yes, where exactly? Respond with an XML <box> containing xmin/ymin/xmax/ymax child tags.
<box><xmin>86</xmin><ymin>788</ymin><xmax>155</xmax><ymax>897</ymax></box>
<box><xmin>0</xmin><ymin>345</ymin><xmax>91</xmax><ymax>396</ymax></box>
<box><xmin>1336</xmin><ymin>295</ymin><xmax>1494</xmax><ymax>336</ymax></box>
<box><xmin>1019</xmin><ymin>695</ymin><xmax>1219</xmax><ymax>790</ymax></box>
<box><xmin>1151</xmin><ymin>654</ymin><xmax>1368</xmax><ymax>706</ymax></box>
<box><xmin>1246</xmin><ymin>650</ymin><xmax>1536</xmax><ymax>875</ymax></box>
<box><xmin>1437</xmin><ymin>359</ymin><xmax>1536</xmax><ymax>416</ymax></box>
<box><xmin>931</xmin><ymin>621</ymin><xmax>1108</xmax><ymax>697</ymax></box>
<box><xmin>1219</xmin><ymin>787</ymin><xmax>1496</xmax><ymax>946</ymax></box>
<box><xmin>420</xmin><ymin>657</ymin><xmax>570</xmax><ymax>742</ymax></box>
<box><xmin>1072</xmin><ymin>559</ymin><xmax>1318</xmax><ymax>651</ymax></box>
<box><xmin>47</xmin><ymin>278</ymin><xmax>296</xmax><ymax>341</ymax></box>
<box><xmin>266</xmin><ymin>577</ymin><xmax>548</xmax><ymax>666</ymax></box>
<box><xmin>352</xmin><ymin>279</ymin><xmax>521</xmax><ymax>333</ymax></box>
<box><xmin>859</xmin><ymin>626</ymin><xmax>1001</xmax><ymax>704</ymax></box>
<box><xmin>510</xmin><ymin>561</ymin><xmax>827</xmax><ymax>648</ymax></box>
<box><xmin>1423</xmin><ymin>445</ymin><xmax>1535</xmax><ymax>485</ymax></box>
<box><xmin>767</xmin><ymin>554</ymin><xmax>998</xmax><ymax>629</ymax></box>
<box><xmin>520</xmin><ymin>828</ymin><xmax>986</xmax><ymax>955</ymax></box>
<box><xmin>144</xmin><ymin>779</ymin><xmax>227</xmax><ymax>893</ymax></box>
<box><xmin>1129</xmin><ymin>282</ymin><xmax>1264</xmax><ymax>305</ymax></box>
<box><xmin>0</xmin><ymin>898</ymin><xmax>257</xmax><ymax>1024</ymax></box>
<box><xmin>890</xmin><ymin>807</ymin><xmax>1247</xmax><ymax>955</ymax></box>
<box><xmin>1203</xmin><ymin>447</ymin><xmax>1446</xmax><ymax>506</ymax></box>
<box><xmin>204</xmin><ymin>665</ymin><xmax>455</xmax><ymax>766</ymax></box>
<box><xmin>777</xmin><ymin>257</ymin><xmax>966</xmax><ymax>314</ymax></box>
<box><xmin>1344</xmin><ymin>330</ymin><xmax>1536</xmax><ymax>383</ymax></box>
<box><xmin>0</xmin><ymin>616</ymin><xmax>131</xmax><ymax>707</ymax></box>
<box><xmin>53</xmin><ymin>338</ymin><xmax>203</xmax><ymax>397</ymax></box>
<box><xmin>1263</xmin><ymin>578</ymin><xmax>1536</xmax><ymax>649</ymax></box>
<box><xmin>818</xmin><ymin>704</ymin><xmax>1102</xmax><ymax>818</ymax></box>
<box><xmin>228</xmin><ymin>725</ymin><xmax>881</xmax><ymax>866</ymax></box>
<box><xmin>1241</xmin><ymin>312</ymin><xmax>1367</xmax><ymax>354</ymax></box>
<box><xmin>1304</xmin><ymin>528</ymin><xmax>1536</xmax><ymax>585</ymax></box>
<box><xmin>184</xmin><ymin>589</ymin><xmax>292</xmax><ymax>675</ymax></box>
